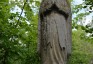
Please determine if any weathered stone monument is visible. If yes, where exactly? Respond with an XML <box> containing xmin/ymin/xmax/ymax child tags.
<box><xmin>38</xmin><ymin>0</ymin><xmax>72</xmax><ymax>64</ymax></box>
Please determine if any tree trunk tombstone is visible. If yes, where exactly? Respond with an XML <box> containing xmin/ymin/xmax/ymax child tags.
<box><xmin>38</xmin><ymin>0</ymin><xmax>72</xmax><ymax>64</ymax></box>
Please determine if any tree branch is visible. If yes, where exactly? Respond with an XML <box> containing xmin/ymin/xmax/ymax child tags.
<box><xmin>17</xmin><ymin>0</ymin><xmax>28</xmax><ymax>25</ymax></box>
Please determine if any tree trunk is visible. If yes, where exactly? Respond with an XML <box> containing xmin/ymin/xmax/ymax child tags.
<box><xmin>38</xmin><ymin>0</ymin><xmax>72</xmax><ymax>64</ymax></box>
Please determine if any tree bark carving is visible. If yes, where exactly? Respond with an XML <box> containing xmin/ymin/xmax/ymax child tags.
<box><xmin>38</xmin><ymin>0</ymin><xmax>72</xmax><ymax>64</ymax></box>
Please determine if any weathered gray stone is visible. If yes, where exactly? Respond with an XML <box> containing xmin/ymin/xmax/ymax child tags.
<box><xmin>38</xmin><ymin>0</ymin><xmax>72</xmax><ymax>64</ymax></box>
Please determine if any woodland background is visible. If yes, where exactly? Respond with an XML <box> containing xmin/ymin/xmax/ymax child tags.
<box><xmin>0</xmin><ymin>0</ymin><xmax>93</xmax><ymax>64</ymax></box>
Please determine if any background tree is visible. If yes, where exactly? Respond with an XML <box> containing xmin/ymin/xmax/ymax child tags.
<box><xmin>72</xmin><ymin>0</ymin><xmax>93</xmax><ymax>37</ymax></box>
<box><xmin>0</xmin><ymin>0</ymin><xmax>40</xmax><ymax>64</ymax></box>
<box><xmin>68</xmin><ymin>0</ymin><xmax>93</xmax><ymax>64</ymax></box>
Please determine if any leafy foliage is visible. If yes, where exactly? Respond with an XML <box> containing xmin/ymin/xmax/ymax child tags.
<box><xmin>0</xmin><ymin>0</ymin><xmax>40</xmax><ymax>64</ymax></box>
<box><xmin>83</xmin><ymin>0</ymin><xmax>93</xmax><ymax>12</ymax></box>
<box><xmin>68</xmin><ymin>27</ymin><xmax>93</xmax><ymax>64</ymax></box>
<box><xmin>72</xmin><ymin>0</ymin><xmax>93</xmax><ymax>37</ymax></box>
<box><xmin>69</xmin><ymin>0</ymin><xmax>93</xmax><ymax>64</ymax></box>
